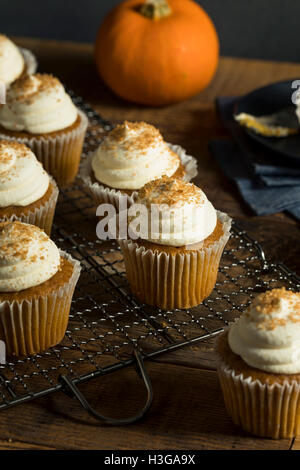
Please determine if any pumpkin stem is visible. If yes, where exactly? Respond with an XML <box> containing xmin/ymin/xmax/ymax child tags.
<box><xmin>140</xmin><ymin>0</ymin><xmax>172</xmax><ymax>20</ymax></box>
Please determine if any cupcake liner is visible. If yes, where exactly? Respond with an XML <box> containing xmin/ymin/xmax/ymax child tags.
<box><xmin>118</xmin><ymin>211</ymin><xmax>232</xmax><ymax>310</ymax></box>
<box><xmin>169</xmin><ymin>143</ymin><xmax>198</xmax><ymax>182</ymax></box>
<box><xmin>217</xmin><ymin>359</ymin><xmax>300</xmax><ymax>439</ymax></box>
<box><xmin>0</xmin><ymin>251</ymin><xmax>81</xmax><ymax>357</ymax></box>
<box><xmin>19</xmin><ymin>47</ymin><xmax>38</xmax><ymax>76</ymax></box>
<box><xmin>0</xmin><ymin>177</ymin><xmax>59</xmax><ymax>236</ymax></box>
<box><xmin>80</xmin><ymin>143</ymin><xmax>198</xmax><ymax>211</ymax></box>
<box><xmin>0</xmin><ymin>109</ymin><xmax>88</xmax><ymax>186</ymax></box>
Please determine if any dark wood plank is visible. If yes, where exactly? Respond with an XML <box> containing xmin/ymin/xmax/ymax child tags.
<box><xmin>0</xmin><ymin>439</ymin><xmax>54</xmax><ymax>450</ymax></box>
<box><xmin>0</xmin><ymin>361</ymin><xmax>291</xmax><ymax>450</ymax></box>
<box><xmin>151</xmin><ymin>336</ymin><xmax>220</xmax><ymax>371</ymax></box>
<box><xmin>291</xmin><ymin>438</ymin><xmax>300</xmax><ymax>450</ymax></box>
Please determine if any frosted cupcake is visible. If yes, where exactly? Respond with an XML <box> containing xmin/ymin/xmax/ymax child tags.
<box><xmin>0</xmin><ymin>35</ymin><xmax>37</xmax><ymax>86</ymax></box>
<box><xmin>0</xmin><ymin>221</ymin><xmax>81</xmax><ymax>356</ymax></box>
<box><xmin>118</xmin><ymin>177</ymin><xmax>231</xmax><ymax>310</ymax></box>
<box><xmin>216</xmin><ymin>288</ymin><xmax>300</xmax><ymax>439</ymax></box>
<box><xmin>0</xmin><ymin>73</ymin><xmax>88</xmax><ymax>186</ymax></box>
<box><xmin>0</xmin><ymin>140</ymin><xmax>58</xmax><ymax>235</ymax></box>
<box><xmin>80</xmin><ymin>121</ymin><xmax>198</xmax><ymax>210</ymax></box>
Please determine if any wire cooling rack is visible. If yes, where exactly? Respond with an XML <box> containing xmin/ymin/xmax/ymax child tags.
<box><xmin>0</xmin><ymin>94</ymin><xmax>299</xmax><ymax>423</ymax></box>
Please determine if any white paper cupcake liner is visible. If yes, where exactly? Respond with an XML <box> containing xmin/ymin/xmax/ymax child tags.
<box><xmin>79</xmin><ymin>143</ymin><xmax>198</xmax><ymax>211</ymax></box>
<box><xmin>19</xmin><ymin>47</ymin><xmax>38</xmax><ymax>76</ymax></box>
<box><xmin>217</xmin><ymin>358</ymin><xmax>300</xmax><ymax>439</ymax></box>
<box><xmin>0</xmin><ymin>109</ymin><xmax>88</xmax><ymax>186</ymax></box>
<box><xmin>168</xmin><ymin>143</ymin><xmax>198</xmax><ymax>182</ymax></box>
<box><xmin>0</xmin><ymin>177</ymin><xmax>59</xmax><ymax>236</ymax></box>
<box><xmin>0</xmin><ymin>251</ymin><xmax>81</xmax><ymax>357</ymax></box>
<box><xmin>118</xmin><ymin>211</ymin><xmax>232</xmax><ymax>310</ymax></box>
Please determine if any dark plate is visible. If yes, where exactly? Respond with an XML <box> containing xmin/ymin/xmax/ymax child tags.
<box><xmin>235</xmin><ymin>79</ymin><xmax>300</xmax><ymax>162</ymax></box>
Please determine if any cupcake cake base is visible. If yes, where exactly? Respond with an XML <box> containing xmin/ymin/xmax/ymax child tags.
<box><xmin>0</xmin><ymin>178</ymin><xmax>59</xmax><ymax>236</ymax></box>
<box><xmin>0</xmin><ymin>110</ymin><xmax>88</xmax><ymax>187</ymax></box>
<box><xmin>216</xmin><ymin>331</ymin><xmax>300</xmax><ymax>439</ymax></box>
<box><xmin>0</xmin><ymin>252</ymin><xmax>81</xmax><ymax>357</ymax></box>
<box><xmin>119</xmin><ymin>211</ymin><xmax>231</xmax><ymax>310</ymax></box>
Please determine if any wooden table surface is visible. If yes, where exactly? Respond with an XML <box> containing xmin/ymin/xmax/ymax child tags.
<box><xmin>2</xmin><ymin>37</ymin><xmax>298</xmax><ymax>451</ymax></box>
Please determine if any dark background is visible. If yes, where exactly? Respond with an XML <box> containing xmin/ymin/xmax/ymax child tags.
<box><xmin>0</xmin><ymin>0</ymin><xmax>298</xmax><ymax>63</ymax></box>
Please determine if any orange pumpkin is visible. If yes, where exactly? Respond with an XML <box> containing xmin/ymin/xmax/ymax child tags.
<box><xmin>95</xmin><ymin>0</ymin><xmax>219</xmax><ymax>106</ymax></box>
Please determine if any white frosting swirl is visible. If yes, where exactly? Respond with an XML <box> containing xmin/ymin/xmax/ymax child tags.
<box><xmin>228</xmin><ymin>288</ymin><xmax>300</xmax><ymax>374</ymax></box>
<box><xmin>92</xmin><ymin>121</ymin><xmax>180</xmax><ymax>190</ymax></box>
<box><xmin>0</xmin><ymin>35</ymin><xmax>24</xmax><ymax>86</ymax></box>
<box><xmin>0</xmin><ymin>140</ymin><xmax>49</xmax><ymax>207</ymax></box>
<box><xmin>0</xmin><ymin>221</ymin><xmax>61</xmax><ymax>292</ymax></box>
<box><xmin>0</xmin><ymin>74</ymin><xmax>78</xmax><ymax>134</ymax></box>
<box><xmin>128</xmin><ymin>177</ymin><xmax>217</xmax><ymax>246</ymax></box>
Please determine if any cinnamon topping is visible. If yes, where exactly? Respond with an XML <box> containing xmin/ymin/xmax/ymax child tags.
<box><xmin>0</xmin><ymin>221</ymin><xmax>61</xmax><ymax>292</ymax></box>
<box><xmin>101</xmin><ymin>121</ymin><xmax>178</xmax><ymax>161</ymax></box>
<box><xmin>228</xmin><ymin>287</ymin><xmax>300</xmax><ymax>374</ymax></box>
<box><xmin>0</xmin><ymin>221</ymin><xmax>47</xmax><ymax>260</ymax></box>
<box><xmin>138</xmin><ymin>176</ymin><xmax>206</xmax><ymax>207</ymax></box>
<box><xmin>0</xmin><ymin>73</ymin><xmax>78</xmax><ymax>134</ymax></box>
<box><xmin>130</xmin><ymin>176</ymin><xmax>217</xmax><ymax>247</ymax></box>
<box><xmin>0</xmin><ymin>140</ymin><xmax>28</xmax><ymax>171</ymax></box>
<box><xmin>0</xmin><ymin>140</ymin><xmax>49</xmax><ymax>207</ymax></box>
<box><xmin>248</xmin><ymin>288</ymin><xmax>300</xmax><ymax>330</ymax></box>
<box><xmin>91</xmin><ymin>121</ymin><xmax>181</xmax><ymax>190</ymax></box>
<box><xmin>8</xmin><ymin>73</ymin><xmax>60</xmax><ymax>104</ymax></box>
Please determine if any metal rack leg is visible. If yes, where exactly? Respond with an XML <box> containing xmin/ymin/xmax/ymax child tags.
<box><xmin>58</xmin><ymin>350</ymin><xmax>153</xmax><ymax>425</ymax></box>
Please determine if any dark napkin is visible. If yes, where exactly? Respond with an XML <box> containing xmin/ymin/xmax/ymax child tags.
<box><xmin>209</xmin><ymin>97</ymin><xmax>300</xmax><ymax>220</ymax></box>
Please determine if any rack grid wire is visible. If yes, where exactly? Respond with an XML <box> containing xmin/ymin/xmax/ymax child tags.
<box><xmin>0</xmin><ymin>93</ymin><xmax>299</xmax><ymax>414</ymax></box>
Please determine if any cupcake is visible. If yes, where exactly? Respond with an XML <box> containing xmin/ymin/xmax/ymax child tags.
<box><xmin>216</xmin><ymin>288</ymin><xmax>300</xmax><ymax>439</ymax></box>
<box><xmin>0</xmin><ymin>221</ymin><xmax>81</xmax><ymax>356</ymax></box>
<box><xmin>0</xmin><ymin>34</ymin><xmax>37</xmax><ymax>86</ymax></box>
<box><xmin>80</xmin><ymin>121</ymin><xmax>198</xmax><ymax>210</ymax></box>
<box><xmin>118</xmin><ymin>177</ymin><xmax>231</xmax><ymax>310</ymax></box>
<box><xmin>0</xmin><ymin>73</ymin><xmax>88</xmax><ymax>186</ymax></box>
<box><xmin>0</xmin><ymin>140</ymin><xmax>58</xmax><ymax>235</ymax></box>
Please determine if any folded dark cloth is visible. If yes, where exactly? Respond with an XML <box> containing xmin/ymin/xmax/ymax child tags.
<box><xmin>210</xmin><ymin>97</ymin><xmax>300</xmax><ymax>221</ymax></box>
<box><xmin>254</xmin><ymin>163</ymin><xmax>300</xmax><ymax>187</ymax></box>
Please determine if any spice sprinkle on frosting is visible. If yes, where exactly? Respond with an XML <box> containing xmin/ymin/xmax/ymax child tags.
<box><xmin>129</xmin><ymin>176</ymin><xmax>217</xmax><ymax>247</ymax></box>
<box><xmin>0</xmin><ymin>73</ymin><xmax>78</xmax><ymax>134</ymax></box>
<box><xmin>0</xmin><ymin>221</ymin><xmax>60</xmax><ymax>292</ymax></box>
<box><xmin>228</xmin><ymin>288</ymin><xmax>300</xmax><ymax>374</ymax></box>
<box><xmin>91</xmin><ymin>121</ymin><xmax>180</xmax><ymax>190</ymax></box>
<box><xmin>0</xmin><ymin>140</ymin><xmax>49</xmax><ymax>207</ymax></box>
